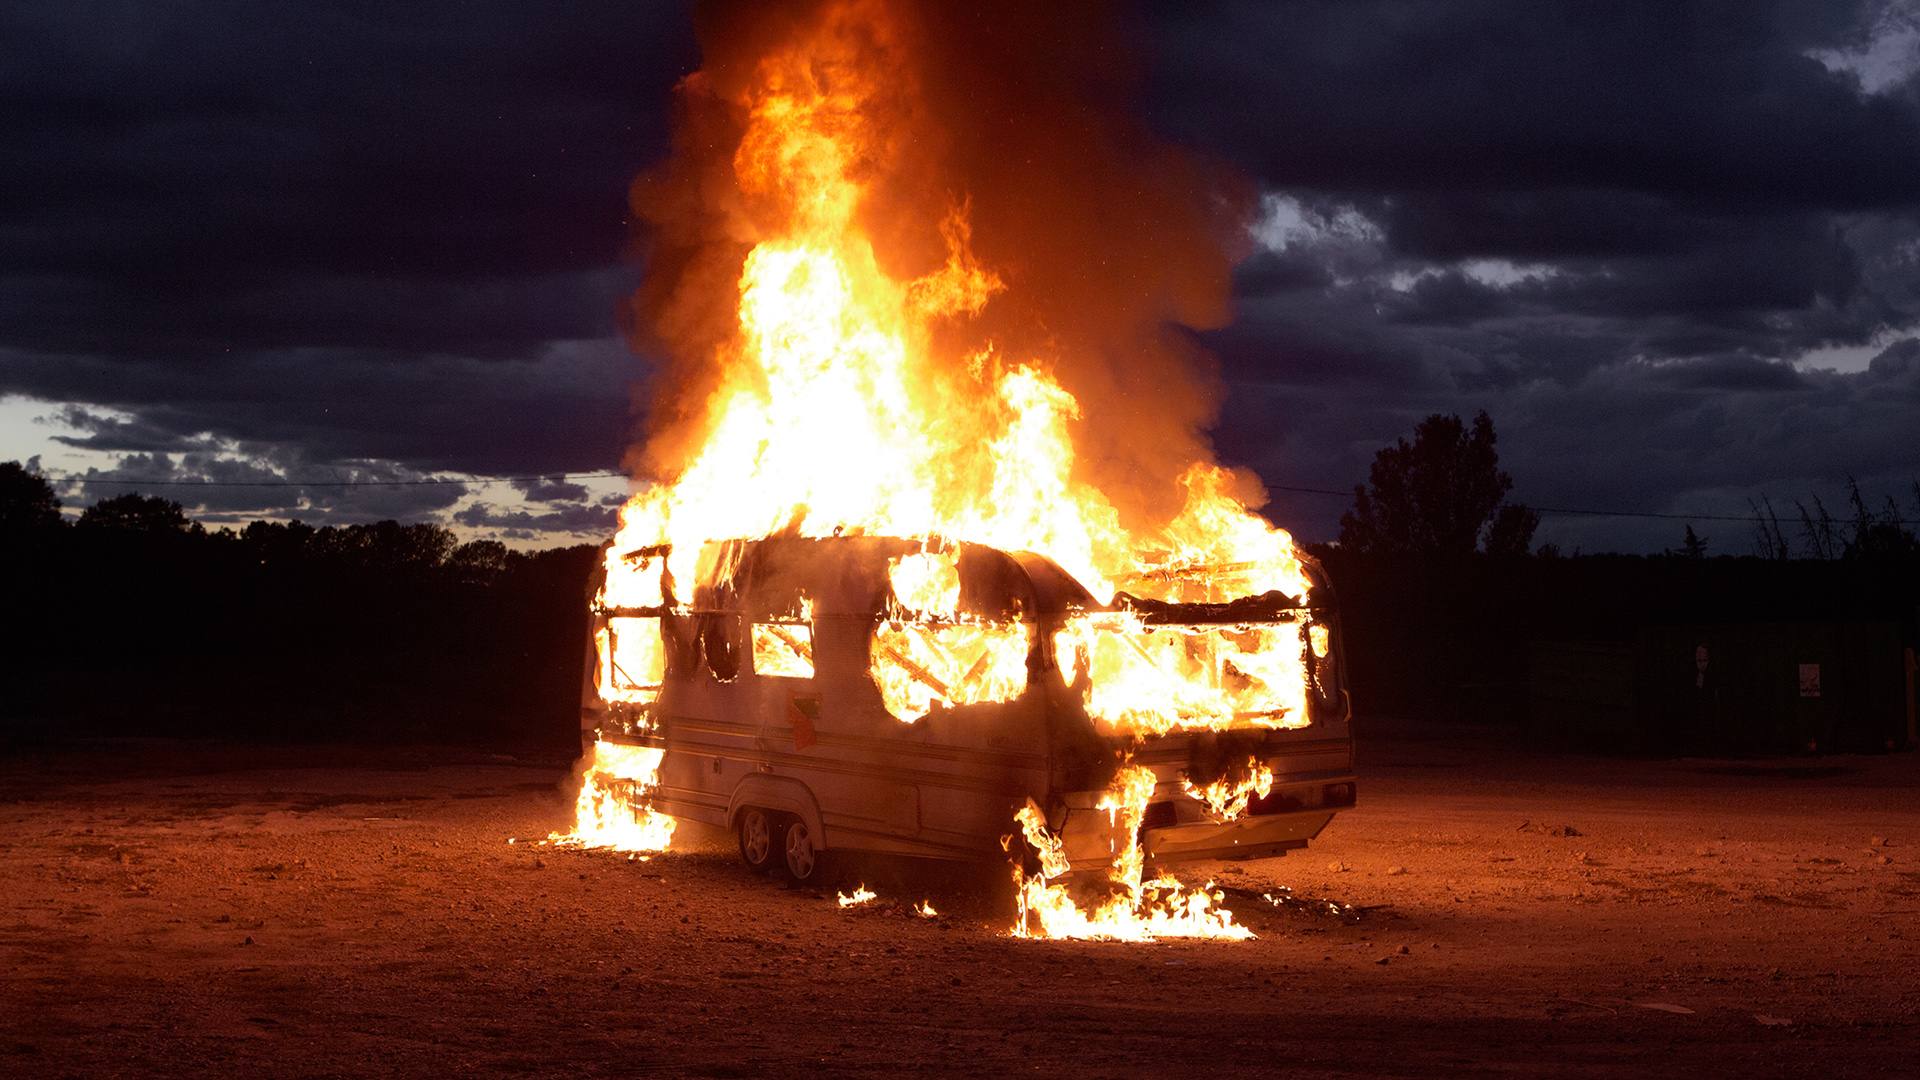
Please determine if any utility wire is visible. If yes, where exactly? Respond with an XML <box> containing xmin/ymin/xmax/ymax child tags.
<box><xmin>44</xmin><ymin>470</ymin><xmax>633</xmax><ymax>489</ymax></box>
<box><xmin>1266</xmin><ymin>484</ymin><xmax>1920</xmax><ymax>525</ymax></box>
<box><xmin>43</xmin><ymin>472</ymin><xmax>1920</xmax><ymax>525</ymax></box>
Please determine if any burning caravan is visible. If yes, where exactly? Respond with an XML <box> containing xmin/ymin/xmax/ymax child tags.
<box><xmin>580</xmin><ymin>534</ymin><xmax>1353</xmax><ymax>883</ymax></box>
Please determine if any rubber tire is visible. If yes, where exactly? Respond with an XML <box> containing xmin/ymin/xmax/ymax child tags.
<box><xmin>780</xmin><ymin>816</ymin><xmax>820</xmax><ymax>883</ymax></box>
<box><xmin>737</xmin><ymin>807</ymin><xmax>777</xmax><ymax>874</ymax></box>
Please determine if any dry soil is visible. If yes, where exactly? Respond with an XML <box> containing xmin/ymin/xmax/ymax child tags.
<box><xmin>2</xmin><ymin>721</ymin><xmax>1916</xmax><ymax>1078</ymax></box>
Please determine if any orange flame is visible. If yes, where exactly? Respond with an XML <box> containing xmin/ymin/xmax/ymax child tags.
<box><xmin>569</xmin><ymin>1</ymin><xmax>1308</xmax><ymax>939</ymax></box>
<box><xmin>1011</xmin><ymin>767</ymin><xmax>1252</xmax><ymax>941</ymax></box>
<box><xmin>1182</xmin><ymin>758</ymin><xmax>1276</xmax><ymax>822</ymax></box>
<box><xmin>552</xmin><ymin>741</ymin><xmax>675</xmax><ymax>852</ymax></box>
<box><xmin>837</xmin><ymin>884</ymin><xmax>878</xmax><ymax>908</ymax></box>
<box><xmin>606</xmin><ymin>0</ymin><xmax>1309</xmax><ymax>713</ymax></box>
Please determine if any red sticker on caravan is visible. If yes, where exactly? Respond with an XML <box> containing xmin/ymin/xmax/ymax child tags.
<box><xmin>787</xmin><ymin>695</ymin><xmax>820</xmax><ymax>750</ymax></box>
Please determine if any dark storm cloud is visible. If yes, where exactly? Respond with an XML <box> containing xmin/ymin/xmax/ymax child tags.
<box><xmin>452</xmin><ymin>500</ymin><xmax>618</xmax><ymax>541</ymax></box>
<box><xmin>510</xmin><ymin>476</ymin><xmax>591</xmax><ymax>504</ymax></box>
<box><xmin>5</xmin><ymin>336</ymin><xmax>636</xmax><ymax>477</ymax></box>
<box><xmin>1148</xmin><ymin>1</ymin><xmax>1920</xmax><ymax>207</ymax></box>
<box><xmin>54</xmin><ymin>451</ymin><xmax>471</xmax><ymax>523</ymax></box>
<box><xmin>1872</xmin><ymin>336</ymin><xmax>1920</xmax><ymax>375</ymax></box>
<box><xmin>1217</xmin><ymin>340</ymin><xmax>1920</xmax><ymax>554</ymax></box>
<box><xmin>48</xmin><ymin>406</ymin><xmax>202</xmax><ymax>454</ymax></box>
<box><xmin>1137</xmin><ymin>0</ymin><xmax>1920</xmax><ymax>549</ymax></box>
<box><xmin>0</xmin><ymin>0</ymin><xmax>695</xmax><ymax>529</ymax></box>
<box><xmin>6</xmin><ymin>0</ymin><xmax>1918</xmax><ymax>549</ymax></box>
<box><xmin>1649</xmin><ymin>356</ymin><xmax>1806</xmax><ymax>392</ymax></box>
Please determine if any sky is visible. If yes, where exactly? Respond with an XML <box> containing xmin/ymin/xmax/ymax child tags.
<box><xmin>2</xmin><ymin>0</ymin><xmax>1917</xmax><ymax>552</ymax></box>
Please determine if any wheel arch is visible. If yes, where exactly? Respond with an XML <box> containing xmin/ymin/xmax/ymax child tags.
<box><xmin>726</xmin><ymin>775</ymin><xmax>828</xmax><ymax>851</ymax></box>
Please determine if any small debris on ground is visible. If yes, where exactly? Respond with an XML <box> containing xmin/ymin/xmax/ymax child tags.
<box><xmin>1518</xmin><ymin>821</ymin><xmax>1582</xmax><ymax>838</ymax></box>
<box><xmin>1222</xmin><ymin>885</ymin><xmax>1366</xmax><ymax>925</ymax></box>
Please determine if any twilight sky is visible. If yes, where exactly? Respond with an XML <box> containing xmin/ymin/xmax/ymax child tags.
<box><xmin>2</xmin><ymin>0</ymin><xmax>1917</xmax><ymax>551</ymax></box>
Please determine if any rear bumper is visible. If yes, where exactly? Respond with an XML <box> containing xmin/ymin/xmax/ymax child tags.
<box><xmin>1058</xmin><ymin>772</ymin><xmax>1356</xmax><ymax>870</ymax></box>
<box><xmin>1140</xmin><ymin>808</ymin><xmax>1336</xmax><ymax>864</ymax></box>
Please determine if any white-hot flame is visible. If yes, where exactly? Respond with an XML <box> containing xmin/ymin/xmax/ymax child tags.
<box><xmin>1181</xmin><ymin>758</ymin><xmax>1275</xmax><ymax>822</ymax></box>
<box><xmin>552</xmin><ymin>741</ymin><xmax>676</xmax><ymax>852</ymax></box>
<box><xmin>1012</xmin><ymin>767</ymin><xmax>1252</xmax><ymax>941</ymax></box>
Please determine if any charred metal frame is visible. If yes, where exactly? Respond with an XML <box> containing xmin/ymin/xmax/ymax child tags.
<box><xmin>581</xmin><ymin>535</ymin><xmax>1356</xmax><ymax>876</ymax></box>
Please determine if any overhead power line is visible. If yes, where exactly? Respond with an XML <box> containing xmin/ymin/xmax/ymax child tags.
<box><xmin>36</xmin><ymin>472</ymin><xmax>1920</xmax><ymax>525</ymax></box>
<box><xmin>1265</xmin><ymin>484</ymin><xmax>1920</xmax><ymax>525</ymax></box>
<box><xmin>44</xmin><ymin>470</ymin><xmax>633</xmax><ymax>489</ymax></box>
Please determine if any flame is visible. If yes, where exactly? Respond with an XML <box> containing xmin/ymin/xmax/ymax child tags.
<box><xmin>1012</xmin><ymin>767</ymin><xmax>1252</xmax><ymax>941</ymax></box>
<box><xmin>867</xmin><ymin>549</ymin><xmax>1033</xmax><ymax>720</ymax></box>
<box><xmin>1181</xmin><ymin>758</ymin><xmax>1275</xmax><ymax>822</ymax></box>
<box><xmin>752</xmin><ymin>621</ymin><xmax>815</xmax><ymax>679</ymax></box>
<box><xmin>564</xmin><ymin>2</ymin><xmax>1317</xmax><ymax>938</ymax></box>
<box><xmin>1055</xmin><ymin>614</ymin><xmax>1308</xmax><ymax>738</ymax></box>
<box><xmin>889</xmin><ymin>551</ymin><xmax>961</xmax><ymax>615</ymax></box>
<box><xmin>838</xmin><ymin>884</ymin><xmax>877</xmax><ymax>908</ymax></box>
<box><xmin>602</xmin><ymin>4</ymin><xmax>1306</xmax><ymax>610</ymax></box>
<box><xmin>551</xmin><ymin>741</ymin><xmax>675</xmax><ymax>852</ymax></box>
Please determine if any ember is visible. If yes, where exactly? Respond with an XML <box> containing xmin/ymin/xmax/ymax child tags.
<box><xmin>557</xmin><ymin>0</ymin><xmax>1356</xmax><ymax>940</ymax></box>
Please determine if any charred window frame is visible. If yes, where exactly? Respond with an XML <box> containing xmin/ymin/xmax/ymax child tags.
<box><xmin>1298</xmin><ymin>610</ymin><xmax>1341</xmax><ymax>721</ymax></box>
<box><xmin>750</xmin><ymin>618</ymin><xmax>815</xmax><ymax>679</ymax></box>
<box><xmin>867</xmin><ymin>542</ymin><xmax>1043</xmax><ymax>721</ymax></box>
<box><xmin>596</xmin><ymin>546</ymin><xmax>675</xmax><ymax>708</ymax></box>
<box><xmin>1298</xmin><ymin>558</ymin><xmax>1349</xmax><ymax>724</ymax></box>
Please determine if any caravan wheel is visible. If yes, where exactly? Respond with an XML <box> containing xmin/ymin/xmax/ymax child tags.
<box><xmin>780</xmin><ymin>817</ymin><xmax>818</xmax><ymax>882</ymax></box>
<box><xmin>736</xmin><ymin>808</ymin><xmax>776</xmax><ymax>874</ymax></box>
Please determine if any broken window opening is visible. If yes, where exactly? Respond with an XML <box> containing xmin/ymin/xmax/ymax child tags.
<box><xmin>1055</xmin><ymin>614</ymin><xmax>1312</xmax><ymax>737</ymax></box>
<box><xmin>752</xmin><ymin>621</ymin><xmax>816</xmax><ymax>680</ymax></box>
<box><xmin>872</xmin><ymin>620</ymin><xmax>1031</xmax><ymax>723</ymax></box>
<box><xmin>602</xmin><ymin>616</ymin><xmax>666</xmax><ymax>705</ymax></box>
<box><xmin>701</xmin><ymin>613</ymin><xmax>743</xmax><ymax>683</ymax></box>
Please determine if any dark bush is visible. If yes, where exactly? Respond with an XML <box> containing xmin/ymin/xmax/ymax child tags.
<box><xmin>1</xmin><ymin>496</ymin><xmax>599</xmax><ymax>751</ymax></box>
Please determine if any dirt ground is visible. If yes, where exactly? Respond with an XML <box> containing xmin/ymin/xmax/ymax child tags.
<box><xmin>2</xmin><ymin>720</ymin><xmax>1916</xmax><ymax>1079</ymax></box>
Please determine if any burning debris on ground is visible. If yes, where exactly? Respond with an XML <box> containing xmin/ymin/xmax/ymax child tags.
<box><xmin>1233</xmin><ymin>885</ymin><xmax>1371</xmax><ymax>927</ymax></box>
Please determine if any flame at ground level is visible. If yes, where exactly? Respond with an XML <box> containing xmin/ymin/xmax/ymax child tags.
<box><xmin>551</xmin><ymin>746</ymin><xmax>1259</xmax><ymax>941</ymax></box>
<box><xmin>549</xmin><ymin>741</ymin><xmax>675</xmax><ymax>852</ymax></box>
<box><xmin>1011</xmin><ymin>769</ymin><xmax>1254</xmax><ymax>941</ymax></box>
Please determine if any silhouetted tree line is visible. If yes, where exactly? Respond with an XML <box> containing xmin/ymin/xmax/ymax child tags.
<box><xmin>1310</xmin><ymin>545</ymin><xmax>1920</xmax><ymax>732</ymax></box>
<box><xmin>1312</xmin><ymin>416</ymin><xmax>1920</xmax><ymax>747</ymax></box>
<box><xmin>8</xmin><ymin>440</ymin><xmax>1915</xmax><ymax>756</ymax></box>
<box><xmin>1337</xmin><ymin>411</ymin><xmax>1539</xmax><ymax>558</ymax></box>
<box><xmin>1</xmin><ymin>463</ymin><xmax>598</xmax><ymax>749</ymax></box>
<box><xmin>1750</xmin><ymin>479</ymin><xmax>1920</xmax><ymax>562</ymax></box>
